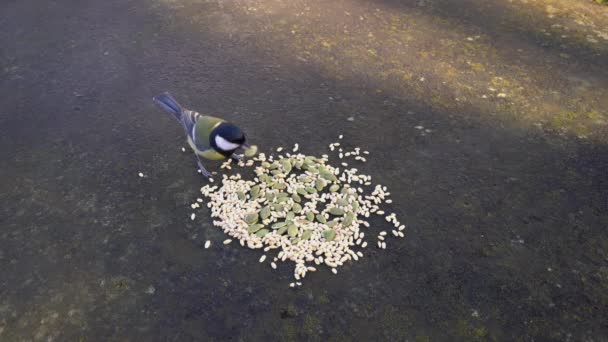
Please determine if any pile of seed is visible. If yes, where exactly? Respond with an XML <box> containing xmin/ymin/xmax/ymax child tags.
<box><xmin>197</xmin><ymin>139</ymin><xmax>405</xmax><ymax>286</ymax></box>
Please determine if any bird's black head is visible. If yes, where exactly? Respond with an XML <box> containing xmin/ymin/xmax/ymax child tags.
<box><xmin>211</xmin><ymin>122</ymin><xmax>246</xmax><ymax>157</ymax></box>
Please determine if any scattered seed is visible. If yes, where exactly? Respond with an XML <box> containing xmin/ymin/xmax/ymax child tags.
<box><xmin>196</xmin><ymin>145</ymin><xmax>406</xmax><ymax>285</ymax></box>
<box><xmin>223</xmin><ymin>239</ymin><xmax>232</xmax><ymax>245</ymax></box>
<box><xmin>204</xmin><ymin>240</ymin><xmax>211</xmax><ymax>249</ymax></box>
<box><xmin>259</xmin><ymin>255</ymin><xmax>266</xmax><ymax>263</ymax></box>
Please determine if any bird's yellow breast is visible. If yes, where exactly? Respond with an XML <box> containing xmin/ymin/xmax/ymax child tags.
<box><xmin>187</xmin><ymin>136</ymin><xmax>226</xmax><ymax>160</ymax></box>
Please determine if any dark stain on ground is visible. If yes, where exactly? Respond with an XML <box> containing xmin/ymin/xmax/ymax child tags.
<box><xmin>1</xmin><ymin>0</ymin><xmax>607</xmax><ymax>341</ymax></box>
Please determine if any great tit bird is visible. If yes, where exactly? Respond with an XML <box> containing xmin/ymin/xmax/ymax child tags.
<box><xmin>153</xmin><ymin>92</ymin><xmax>255</xmax><ymax>178</ymax></box>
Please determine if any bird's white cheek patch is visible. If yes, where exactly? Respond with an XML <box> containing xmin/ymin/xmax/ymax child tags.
<box><xmin>215</xmin><ymin>135</ymin><xmax>240</xmax><ymax>151</ymax></box>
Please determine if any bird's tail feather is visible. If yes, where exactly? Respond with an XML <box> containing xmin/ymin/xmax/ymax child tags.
<box><xmin>153</xmin><ymin>92</ymin><xmax>183</xmax><ymax>121</ymax></box>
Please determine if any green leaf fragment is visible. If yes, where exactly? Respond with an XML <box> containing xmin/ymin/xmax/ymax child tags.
<box><xmin>316</xmin><ymin>214</ymin><xmax>327</xmax><ymax>223</ymax></box>
<box><xmin>323</xmin><ymin>229</ymin><xmax>336</xmax><ymax>241</ymax></box>
<box><xmin>250</xmin><ymin>185</ymin><xmax>260</xmax><ymax>199</ymax></box>
<box><xmin>320</xmin><ymin>170</ymin><xmax>337</xmax><ymax>182</ymax></box>
<box><xmin>260</xmin><ymin>206</ymin><xmax>271</xmax><ymax>220</ymax></box>
<box><xmin>299</xmin><ymin>176</ymin><xmax>312</xmax><ymax>183</ymax></box>
<box><xmin>256</xmin><ymin>229</ymin><xmax>270</xmax><ymax>237</ymax></box>
<box><xmin>329</xmin><ymin>207</ymin><xmax>345</xmax><ymax>216</ymax></box>
<box><xmin>245</xmin><ymin>213</ymin><xmax>259</xmax><ymax>225</ymax></box>
<box><xmin>292</xmin><ymin>203</ymin><xmax>302</xmax><ymax>214</ymax></box>
<box><xmin>301</xmin><ymin>229</ymin><xmax>312</xmax><ymax>240</ymax></box>
<box><xmin>337</xmin><ymin>198</ymin><xmax>349</xmax><ymax>207</ymax></box>
<box><xmin>305</xmin><ymin>211</ymin><xmax>314</xmax><ymax>221</ymax></box>
<box><xmin>272</xmin><ymin>221</ymin><xmax>287</xmax><ymax>229</ymax></box>
<box><xmin>276</xmin><ymin>225</ymin><xmax>288</xmax><ymax>235</ymax></box>
<box><xmin>287</xmin><ymin>224</ymin><xmax>298</xmax><ymax>237</ymax></box>
<box><xmin>315</xmin><ymin>178</ymin><xmax>326</xmax><ymax>191</ymax></box>
<box><xmin>343</xmin><ymin>212</ymin><xmax>355</xmax><ymax>226</ymax></box>
<box><xmin>281</xmin><ymin>160</ymin><xmax>292</xmax><ymax>174</ymax></box>
<box><xmin>248</xmin><ymin>224</ymin><xmax>264</xmax><ymax>233</ymax></box>
<box><xmin>271</xmin><ymin>203</ymin><xmax>284</xmax><ymax>212</ymax></box>
<box><xmin>244</xmin><ymin>145</ymin><xmax>258</xmax><ymax>157</ymax></box>
<box><xmin>292</xmin><ymin>193</ymin><xmax>301</xmax><ymax>203</ymax></box>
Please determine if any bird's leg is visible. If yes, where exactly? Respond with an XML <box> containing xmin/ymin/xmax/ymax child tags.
<box><xmin>194</xmin><ymin>153</ymin><xmax>212</xmax><ymax>178</ymax></box>
<box><xmin>230</xmin><ymin>153</ymin><xmax>243</xmax><ymax>162</ymax></box>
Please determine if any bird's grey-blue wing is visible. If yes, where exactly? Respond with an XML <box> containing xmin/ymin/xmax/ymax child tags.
<box><xmin>180</xmin><ymin>110</ymin><xmax>199</xmax><ymax>138</ymax></box>
<box><xmin>181</xmin><ymin>110</ymin><xmax>209</xmax><ymax>151</ymax></box>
